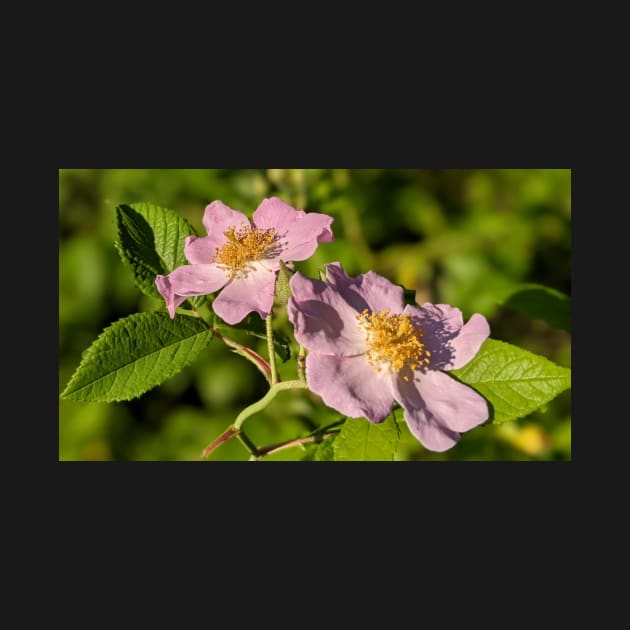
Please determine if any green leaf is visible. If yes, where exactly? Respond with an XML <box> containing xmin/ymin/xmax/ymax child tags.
<box><xmin>215</xmin><ymin>314</ymin><xmax>291</xmax><ymax>362</ymax></box>
<box><xmin>115</xmin><ymin>203</ymin><xmax>204</xmax><ymax>306</ymax></box>
<box><xmin>313</xmin><ymin>435</ymin><xmax>337</xmax><ymax>460</ymax></box>
<box><xmin>300</xmin><ymin>435</ymin><xmax>338</xmax><ymax>461</ymax></box>
<box><xmin>450</xmin><ymin>339</ymin><xmax>571</xmax><ymax>424</ymax></box>
<box><xmin>60</xmin><ymin>313</ymin><xmax>213</xmax><ymax>402</ymax></box>
<box><xmin>395</xmin><ymin>282</ymin><xmax>417</xmax><ymax>305</ymax></box>
<box><xmin>501</xmin><ymin>283</ymin><xmax>571</xmax><ymax>332</ymax></box>
<box><xmin>333</xmin><ymin>414</ymin><xmax>400</xmax><ymax>461</ymax></box>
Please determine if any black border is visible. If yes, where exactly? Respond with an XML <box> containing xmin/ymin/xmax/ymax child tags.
<box><xmin>46</xmin><ymin>94</ymin><xmax>577</xmax><ymax>552</ymax></box>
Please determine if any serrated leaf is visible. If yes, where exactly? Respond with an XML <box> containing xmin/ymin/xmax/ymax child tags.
<box><xmin>450</xmin><ymin>339</ymin><xmax>571</xmax><ymax>424</ymax></box>
<box><xmin>333</xmin><ymin>414</ymin><xmax>400</xmax><ymax>461</ymax></box>
<box><xmin>115</xmin><ymin>203</ymin><xmax>203</xmax><ymax>307</ymax></box>
<box><xmin>61</xmin><ymin>313</ymin><xmax>213</xmax><ymax>402</ymax></box>
<box><xmin>501</xmin><ymin>283</ymin><xmax>571</xmax><ymax>332</ymax></box>
<box><xmin>115</xmin><ymin>208</ymin><xmax>163</xmax><ymax>298</ymax></box>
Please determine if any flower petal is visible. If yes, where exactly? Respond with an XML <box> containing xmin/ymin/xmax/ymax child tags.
<box><xmin>156</xmin><ymin>264</ymin><xmax>228</xmax><ymax>318</ymax></box>
<box><xmin>184</xmin><ymin>235</ymin><xmax>220</xmax><ymax>265</ymax></box>
<box><xmin>155</xmin><ymin>276</ymin><xmax>187</xmax><ymax>319</ymax></box>
<box><xmin>325</xmin><ymin>262</ymin><xmax>404</xmax><ymax>314</ymax></box>
<box><xmin>253</xmin><ymin>197</ymin><xmax>334</xmax><ymax>261</ymax></box>
<box><xmin>202</xmin><ymin>200</ymin><xmax>249</xmax><ymax>237</ymax></box>
<box><xmin>306</xmin><ymin>352</ymin><xmax>394</xmax><ymax>424</ymax></box>
<box><xmin>288</xmin><ymin>271</ymin><xmax>366</xmax><ymax>356</ymax></box>
<box><xmin>412</xmin><ymin>369</ymin><xmax>489</xmax><ymax>433</ymax></box>
<box><xmin>252</xmin><ymin>197</ymin><xmax>298</xmax><ymax>231</ymax></box>
<box><xmin>212</xmin><ymin>263</ymin><xmax>276</xmax><ymax>324</ymax></box>
<box><xmin>315</xmin><ymin>216</ymin><xmax>334</xmax><ymax>243</ymax></box>
<box><xmin>404</xmin><ymin>303</ymin><xmax>489</xmax><ymax>370</ymax></box>
<box><xmin>392</xmin><ymin>374</ymin><xmax>461</xmax><ymax>452</ymax></box>
<box><xmin>281</xmin><ymin>211</ymin><xmax>335</xmax><ymax>260</ymax></box>
<box><xmin>446</xmin><ymin>313</ymin><xmax>490</xmax><ymax>370</ymax></box>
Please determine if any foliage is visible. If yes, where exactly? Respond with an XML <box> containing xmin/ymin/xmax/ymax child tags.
<box><xmin>59</xmin><ymin>169</ymin><xmax>571</xmax><ymax>461</ymax></box>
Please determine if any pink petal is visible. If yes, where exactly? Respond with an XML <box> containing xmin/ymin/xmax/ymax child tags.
<box><xmin>446</xmin><ymin>313</ymin><xmax>490</xmax><ymax>370</ymax></box>
<box><xmin>392</xmin><ymin>374</ymin><xmax>461</xmax><ymax>452</ymax></box>
<box><xmin>155</xmin><ymin>276</ymin><xmax>188</xmax><ymax>319</ymax></box>
<box><xmin>305</xmin><ymin>352</ymin><xmax>395</xmax><ymax>424</ymax></box>
<box><xmin>403</xmin><ymin>304</ymin><xmax>489</xmax><ymax>370</ymax></box>
<box><xmin>326</xmin><ymin>262</ymin><xmax>404</xmax><ymax>314</ymax></box>
<box><xmin>202</xmin><ymin>200</ymin><xmax>250</xmax><ymax>237</ymax></box>
<box><xmin>281</xmin><ymin>212</ymin><xmax>335</xmax><ymax>260</ymax></box>
<box><xmin>212</xmin><ymin>262</ymin><xmax>276</xmax><ymax>324</ymax></box>
<box><xmin>392</xmin><ymin>370</ymin><xmax>488</xmax><ymax>451</ymax></box>
<box><xmin>253</xmin><ymin>197</ymin><xmax>334</xmax><ymax>262</ymax></box>
<box><xmin>252</xmin><ymin>197</ymin><xmax>298</xmax><ymax>231</ymax></box>
<box><xmin>156</xmin><ymin>264</ymin><xmax>228</xmax><ymax>318</ymax></box>
<box><xmin>288</xmin><ymin>271</ymin><xmax>367</xmax><ymax>356</ymax></box>
<box><xmin>184</xmin><ymin>235</ymin><xmax>221</xmax><ymax>265</ymax></box>
<box><xmin>315</xmin><ymin>214</ymin><xmax>334</xmax><ymax>243</ymax></box>
<box><xmin>412</xmin><ymin>370</ymin><xmax>488</xmax><ymax>432</ymax></box>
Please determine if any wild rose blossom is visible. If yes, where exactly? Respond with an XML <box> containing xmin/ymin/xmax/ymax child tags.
<box><xmin>287</xmin><ymin>262</ymin><xmax>490</xmax><ymax>452</ymax></box>
<box><xmin>156</xmin><ymin>197</ymin><xmax>333</xmax><ymax>325</ymax></box>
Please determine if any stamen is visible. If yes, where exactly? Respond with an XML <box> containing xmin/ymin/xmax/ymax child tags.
<box><xmin>356</xmin><ymin>308</ymin><xmax>430</xmax><ymax>377</ymax></box>
<box><xmin>212</xmin><ymin>223</ymin><xmax>278</xmax><ymax>276</ymax></box>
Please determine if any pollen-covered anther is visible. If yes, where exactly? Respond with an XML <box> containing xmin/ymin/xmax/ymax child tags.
<box><xmin>356</xmin><ymin>308</ymin><xmax>430</xmax><ymax>373</ymax></box>
<box><xmin>212</xmin><ymin>223</ymin><xmax>277</xmax><ymax>275</ymax></box>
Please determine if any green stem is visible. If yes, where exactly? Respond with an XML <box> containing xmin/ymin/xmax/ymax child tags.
<box><xmin>237</xmin><ymin>430</ymin><xmax>260</xmax><ymax>459</ymax></box>
<box><xmin>256</xmin><ymin>431</ymin><xmax>338</xmax><ymax>458</ymax></box>
<box><xmin>297</xmin><ymin>344</ymin><xmax>306</xmax><ymax>383</ymax></box>
<box><xmin>266</xmin><ymin>314</ymin><xmax>279</xmax><ymax>385</ymax></box>
<box><xmin>234</xmin><ymin>380</ymin><xmax>307</xmax><ymax>430</ymax></box>
<box><xmin>174</xmin><ymin>308</ymin><xmax>200</xmax><ymax>318</ymax></box>
<box><xmin>212</xmin><ymin>327</ymin><xmax>272</xmax><ymax>386</ymax></box>
<box><xmin>200</xmin><ymin>424</ymin><xmax>240</xmax><ymax>459</ymax></box>
<box><xmin>192</xmin><ymin>301</ymin><xmax>214</xmax><ymax>327</ymax></box>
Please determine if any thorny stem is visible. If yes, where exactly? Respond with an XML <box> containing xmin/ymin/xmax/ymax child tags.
<box><xmin>266</xmin><ymin>314</ymin><xmax>279</xmax><ymax>385</ymax></box>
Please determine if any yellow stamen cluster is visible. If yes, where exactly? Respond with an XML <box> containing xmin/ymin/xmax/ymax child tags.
<box><xmin>212</xmin><ymin>223</ymin><xmax>277</xmax><ymax>276</ymax></box>
<box><xmin>356</xmin><ymin>308</ymin><xmax>431</xmax><ymax>377</ymax></box>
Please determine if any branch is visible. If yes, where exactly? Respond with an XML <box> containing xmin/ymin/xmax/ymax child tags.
<box><xmin>256</xmin><ymin>431</ymin><xmax>339</xmax><ymax>458</ymax></box>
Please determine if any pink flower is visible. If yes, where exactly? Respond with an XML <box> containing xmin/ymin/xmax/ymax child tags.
<box><xmin>156</xmin><ymin>197</ymin><xmax>334</xmax><ymax>325</ymax></box>
<box><xmin>287</xmin><ymin>262</ymin><xmax>490</xmax><ymax>452</ymax></box>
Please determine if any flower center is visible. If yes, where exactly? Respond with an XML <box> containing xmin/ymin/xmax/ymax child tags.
<box><xmin>356</xmin><ymin>308</ymin><xmax>431</xmax><ymax>376</ymax></box>
<box><xmin>212</xmin><ymin>223</ymin><xmax>278</xmax><ymax>276</ymax></box>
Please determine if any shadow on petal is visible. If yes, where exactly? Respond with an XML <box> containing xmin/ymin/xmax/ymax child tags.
<box><xmin>409</xmin><ymin>311</ymin><xmax>459</xmax><ymax>369</ymax></box>
<box><xmin>298</xmin><ymin>300</ymin><xmax>347</xmax><ymax>338</ymax></box>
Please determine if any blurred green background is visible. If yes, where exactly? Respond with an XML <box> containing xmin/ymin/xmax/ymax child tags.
<box><xmin>59</xmin><ymin>169</ymin><xmax>571</xmax><ymax>461</ymax></box>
